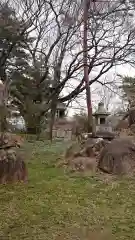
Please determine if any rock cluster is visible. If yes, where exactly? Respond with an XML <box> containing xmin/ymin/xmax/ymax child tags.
<box><xmin>63</xmin><ymin>136</ymin><xmax>135</xmax><ymax>175</ymax></box>
<box><xmin>63</xmin><ymin>138</ymin><xmax>109</xmax><ymax>172</ymax></box>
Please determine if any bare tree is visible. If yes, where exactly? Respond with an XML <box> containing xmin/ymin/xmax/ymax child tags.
<box><xmin>8</xmin><ymin>0</ymin><xmax>83</xmax><ymax>136</ymax></box>
<box><xmin>2</xmin><ymin>0</ymin><xmax>135</xmax><ymax>136</ymax></box>
<box><xmin>95</xmin><ymin>85</ymin><xmax>115</xmax><ymax>111</ymax></box>
<box><xmin>57</xmin><ymin>0</ymin><xmax>135</xmax><ymax>102</ymax></box>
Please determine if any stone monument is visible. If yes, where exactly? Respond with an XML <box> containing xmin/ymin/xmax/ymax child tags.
<box><xmin>93</xmin><ymin>102</ymin><xmax>113</xmax><ymax>137</ymax></box>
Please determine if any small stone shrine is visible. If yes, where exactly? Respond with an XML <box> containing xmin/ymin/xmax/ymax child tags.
<box><xmin>93</xmin><ymin>102</ymin><xmax>112</xmax><ymax>134</ymax></box>
<box><xmin>55</xmin><ymin>103</ymin><xmax>66</xmax><ymax>119</ymax></box>
<box><xmin>52</xmin><ymin>103</ymin><xmax>72</xmax><ymax>140</ymax></box>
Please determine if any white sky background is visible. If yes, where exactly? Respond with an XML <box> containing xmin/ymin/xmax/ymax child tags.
<box><xmin>66</xmin><ymin>64</ymin><xmax>135</xmax><ymax>117</ymax></box>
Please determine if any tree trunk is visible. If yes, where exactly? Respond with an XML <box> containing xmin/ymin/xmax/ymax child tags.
<box><xmin>0</xmin><ymin>77</ymin><xmax>9</xmax><ymax>132</ymax></box>
<box><xmin>0</xmin><ymin>105</ymin><xmax>8</xmax><ymax>132</ymax></box>
<box><xmin>24</xmin><ymin>115</ymin><xmax>42</xmax><ymax>136</ymax></box>
<box><xmin>49</xmin><ymin>101</ymin><xmax>57</xmax><ymax>142</ymax></box>
<box><xmin>0</xmin><ymin>66</ymin><xmax>6</xmax><ymax>83</ymax></box>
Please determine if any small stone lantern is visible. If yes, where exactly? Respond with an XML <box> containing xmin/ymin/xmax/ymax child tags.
<box><xmin>93</xmin><ymin>102</ymin><xmax>110</xmax><ymax>126</ymax></box>
<box><xmin>55</xmin><ymin>103</ymin><xmax>66</xmax><ymax>119</ymax></box>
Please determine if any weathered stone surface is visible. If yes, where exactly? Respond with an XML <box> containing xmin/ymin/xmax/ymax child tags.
<box><xmin>0</xmin><ymin>132</ymin><xmax>23</xmax><ymax>148</ymax></box>
<box><xmin>63</xmin><ymin>138</ymin><xmax>108</xmax><ymax>172</ymax></box>
<box><xmin>130</xmin><ymin>124</ymin><xmax>135</xmax><ymax>134</ymax></box>
<box><xmin>67</xmin><ymin>157</ymin><xmax>97</xmax><ymax>172</ymax></box>
<box><xmin>98</xmin><ymin>138</ymin><xmax>135</xmax><ymax>175</ymax></box>
<box><xmin>63</xmin><ymin>136</ymin><xmax>135</xmax><ymax>175</ymax></box>
<box><xmin>0</xmin><ymin>133</ymin><xmax>27</xmax><ymax>184</ymax></box>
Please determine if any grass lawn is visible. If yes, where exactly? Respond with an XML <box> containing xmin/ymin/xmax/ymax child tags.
<box><xmin>0</xmin><ymin>140</ymin><xmax>135</xmax><ymax>239</ymax></box>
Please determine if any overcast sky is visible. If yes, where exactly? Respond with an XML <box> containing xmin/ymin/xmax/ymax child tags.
<box><xmin>67</xmin><ymin>64</ymin><xmax>135</xmax><ymax>117</ymax></box>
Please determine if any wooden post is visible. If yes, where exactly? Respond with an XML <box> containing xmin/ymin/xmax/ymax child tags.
<box><xmin>83</xmin><ymin>0</ymin><xmax>93</xmax><ymax>134</ymax></box>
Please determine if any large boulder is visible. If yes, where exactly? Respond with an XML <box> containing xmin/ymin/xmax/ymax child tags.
<box><xmin>0</xmin><ymin>133</ymin><xmax>27</xmax><ymax>184</ymax></box>
<box><xmin>98</xmin><ymin>138</ymin><xmax>135</xmax><ymax>175</ymax></box>
<box><xmin>62</xmin><ymin>138</ymin><xmax>108</xmax><ymax>172</ymax></box>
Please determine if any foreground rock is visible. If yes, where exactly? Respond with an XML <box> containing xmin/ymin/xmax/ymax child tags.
<box><xmin>0</xmin><ymin>133</ymin><xmax>28</xmax><ymax>184</ymax></box>
<box><xmin>98</xmin><ymin>138</ymin><xmax>135</xmax><ymax>175</ymax></box>
<box><xmin>62</xmin><ymin>136</ymin><xmax>135</xmax><ymax>176</ymax></box>
<box><xmin>62</xmin><ymin>138</ymin><xmax>108</xmax><ymax>172</ymax></box>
